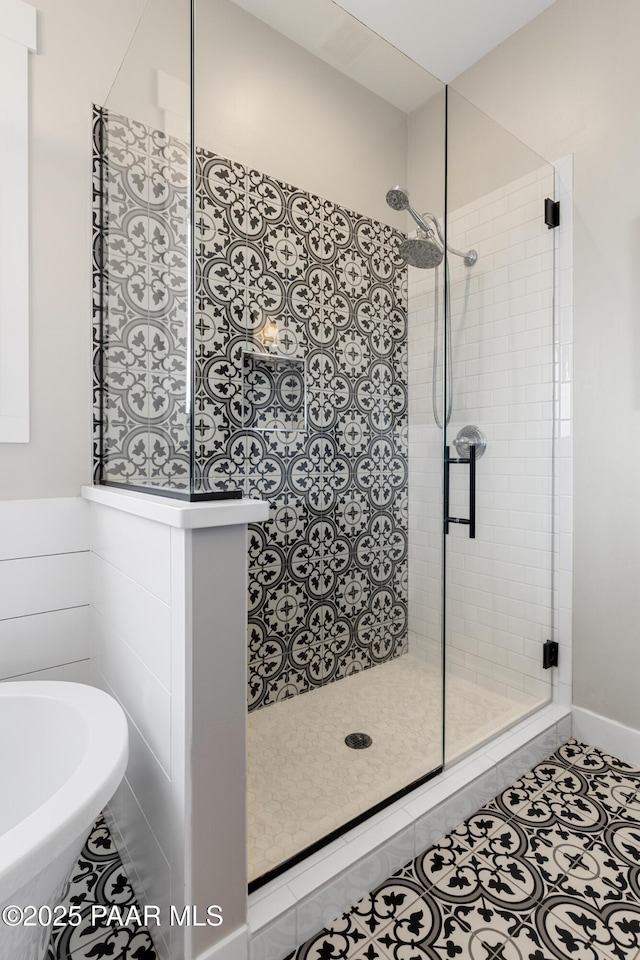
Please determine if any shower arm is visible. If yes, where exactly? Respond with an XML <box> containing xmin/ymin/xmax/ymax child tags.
<box><xmin>407</xmin><ymin>206</ymin><xmax>477</xmax><ymax>266</ymax></box>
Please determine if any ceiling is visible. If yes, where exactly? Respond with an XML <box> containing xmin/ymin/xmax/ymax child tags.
<box><xmin>231</xmin><ymin>0</ymin><xmax>558</xmax><ymax>112</ymax></box>
<box><xmin>231</xmin><ymin>0</ymin><xmax>443</xmax><ymax>111</ymax></box>
<box><xmin>331</xmin><ymin>0</ymin><xmax>558</xmax><ymax>83</ymax></box>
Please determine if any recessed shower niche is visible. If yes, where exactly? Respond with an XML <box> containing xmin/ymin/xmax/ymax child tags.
<box><xmin>242</xmin><ymin>352</ymin><xmax>307</xmax><ymax>433</ymax></box>
<box><xmin>93</xmin><ymin>0</ymin><xmax>559</xmax><ymax>891</ymax></box>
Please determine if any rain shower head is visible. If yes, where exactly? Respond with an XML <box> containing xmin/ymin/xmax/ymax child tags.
<box><xmin>399</xmin><ymin>237</ymin><xmax>444</xmax><ymax>269</ymax></box>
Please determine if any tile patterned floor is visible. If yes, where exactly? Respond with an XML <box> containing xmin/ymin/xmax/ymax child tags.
<box><xmin>249</xmin><ymin>655</ymin><xmax>542</xmax><ymax>881</ymax></box>
<box><xmin>286</xmin><ymin>739</ymin><xmax>640</xmax><ymax>960</ymax></box>
<box><xmin>47</xmin><ymin>816</ymin><xmax>157</xmax><ymax>960</ymax></box>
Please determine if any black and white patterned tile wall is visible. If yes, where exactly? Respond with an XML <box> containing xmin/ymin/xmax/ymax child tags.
<box><xmin>194</xmin><ymin>149</ymin><xmax>409</xmax><ymax>708</ymax></box>
<box><xmin>93</xmin><ymin>108</ymin><xmax>409</xmax><ymax>709</ymax></box>
<box><xmin>92</xmin><ymin>107</ymin><xmax>191</xmax><ymax>489</ymax></box>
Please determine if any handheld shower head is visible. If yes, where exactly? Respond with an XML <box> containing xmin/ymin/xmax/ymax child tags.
<box><xmin>385</xmin><ymin>186</ymin><xmax>431</xmax><ymax>234</ymax></box>
<box><xmin>385</xmin><ymin>186</ymin><xmax>410</xmax><ymax>211</ymax></box>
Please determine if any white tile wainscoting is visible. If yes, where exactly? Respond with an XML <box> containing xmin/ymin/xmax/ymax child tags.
<box><xmin>88</xmin><ymin>494</ymin><xmax>178</xmax><ymax>960</ymax></box>
<box><xmin>0</xmin><ymin>497</ymin><xmax>91</xmax><ymax>683</ymax></box>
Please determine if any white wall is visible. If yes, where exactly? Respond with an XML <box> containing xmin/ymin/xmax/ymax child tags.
<box><xmin>103</xmin><ymin>0</ymin><xmax>413</xmax><ymax>226</ymax></box>
<box><xmin>193</xmin><ymin>0</ymin><xmax>409</xmax><ymax>226</ymax></box>
<box><xmin>102</xmin><ymin>0</ymin><xmax>190</xmax><ymax>138</ymax></box>
<box><xmin>451</xmin><ymin>0</ymin><xmax>640</xmax><ymax>733</ymax></box>
<box><xmin>0</xmin><ymin>498</ymin><xmax>91</xmax><ymax>681</ymax></box>
<box><xmin>0</xmin><ymin>0</ymin><xmax>146</xmax><ymax>500</ymax></box>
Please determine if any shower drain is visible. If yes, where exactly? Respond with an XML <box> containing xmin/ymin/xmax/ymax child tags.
<box><xmin>345</xmin><ymin>732</ymin><xmax>372</xmax><ymax>750</ymax></box>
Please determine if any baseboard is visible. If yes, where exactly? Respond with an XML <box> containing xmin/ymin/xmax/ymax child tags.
<box><xmin>572</xmin><ymin>705</ymin><xmax>640</xmax><ymax>766</ymax></box>
<box><xmin>195</xmin><ymin>925</ymin><xmax>248</xmax><ymax>960</ymax></box>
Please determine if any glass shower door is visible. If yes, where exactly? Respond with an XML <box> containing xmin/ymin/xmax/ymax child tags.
<box><xmin>443</xmin><ymin>89</ymin><xmax>556</xmax><ymax>763</ymax></box>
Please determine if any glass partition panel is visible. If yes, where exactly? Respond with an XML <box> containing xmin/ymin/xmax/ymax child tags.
<box><xmin>192</xmin><ymin>0</ymin><xmax>447</xmax><ymax>886</ymax></box>
<box><xmin>93</xmin><ymin>0</ymin><xmax>192</xmax><ymax>494</ymax></box>
<box><xmin>444</xmin><ymin>89</ymin><xmax>555</xmax><ymax>762</ymax></box>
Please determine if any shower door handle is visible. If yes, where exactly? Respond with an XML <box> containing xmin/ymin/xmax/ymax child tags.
<box><xmin>444</xmin><ymin>444</ymin><xmax>476</xmax><ymax>539</ymax></box>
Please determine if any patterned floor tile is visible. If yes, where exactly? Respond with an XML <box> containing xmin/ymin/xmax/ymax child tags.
<box><xmin>484</xmin><ymin>760</ymin><xmax>623</xmax><ymax>877</ymax></box>
<box><xmin>349</xmin><ymin>877</ymin><xmax>432</xmax><ymax>940</ymax></box>
<box><xmin>498</xmin><ymin>782</ymin><xmax>607</xmax><ymax>843</ymax></box>
<box><xmin>486</xmin><ymin>758</ymin><xmax>576</xmax><ymax>823</ymax></box>
<box><xmin>288</xmin><ymin>742</ymin><xmax>640</xmax><ymax>960</ymax></box>
<box><xmin>589</xmin><ymin>776</ymin><xmax>640</xmax><ymax>824</ymax></box>
<box><xmin>440</xmin><ymin>809</ymin><xmax>514</xmax><ymax>855</ymax></box>
<box><xmin>387</xmin><ymin>896</ymin><xmax>528</xmax><ymax>960</ymax></box>
<box><xmin>288</xmin><ymin>925</ymin><xmax>392</xmax><ymax>960</ymax></box>
<box><xmin>548</xmin><ymin>832</ymin><xmax>640</xmax><ymax>909</ymax></box>
<box><xmin>556</xmin><ymin>741</ymin><xmax>640</xmax><ymax>780</ymax></box>
<box><xmin>471</xmin><ymin>768</ymin><xmax>637</xmax><ymax>909</ymax></box>
<box><xmin>424</xmin><ymin>847</ymin><xmax>543</xmax><ymax>916</ymax></box>
<box><xmin>497</xmin><ymin>919</ymin><xmax>610</xmax><ymax>960</ymax></box>
<box><xmin>551</xmin><ymin>743</ymin><xmax>640</xmax><ymax>827</ymax></box>
<box><xmin>535</xmin><ymin>895</ymin><xmax>640</xmax><ymax>960</ymax></box>
<box><xmin>50</xmin><ymin>920</ymin><xmax>157</xmax><ymax>960</ymax></box>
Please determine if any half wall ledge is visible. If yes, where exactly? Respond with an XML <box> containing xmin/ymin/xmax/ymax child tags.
<box><xmin>81</xmin><ymin>484</ymin><xmax>269</xmax><ymax>528</ymax></box>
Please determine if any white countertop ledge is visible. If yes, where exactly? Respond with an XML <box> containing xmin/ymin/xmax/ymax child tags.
<box><xmin>81</xmin><ymin>485</ymin><xmax>269</xmax><ymax>529</ymax></box>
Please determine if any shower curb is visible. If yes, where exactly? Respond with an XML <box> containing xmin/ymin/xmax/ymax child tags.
<box><xmin>247</xmin><ymin>702</ymin><xmax>571</xmax><ymax>960</ymax></box>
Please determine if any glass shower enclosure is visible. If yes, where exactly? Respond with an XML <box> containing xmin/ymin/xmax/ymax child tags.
<box><xmin>92</xmin><ymin>0</ymin><xmax>557</xmax><ymax>892</ymax></box>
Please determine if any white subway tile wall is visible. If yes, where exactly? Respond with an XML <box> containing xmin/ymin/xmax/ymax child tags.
<box><xmin>408</xmin><ymin>166</ymin><xmax>557</xmax><ymax>711</ymax></box>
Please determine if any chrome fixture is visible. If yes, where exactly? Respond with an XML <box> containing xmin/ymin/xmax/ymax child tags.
<box><xmin>452</xmin><ymin>425</ymin><xmax>487</xmax><ymax>460</ymax></box>
<box><xmin>398</xmin><ymin>236</ymin><xmax>443</xmax><ymax>269</ymax></box>
<box><xmin>385</xmin><ymin>186</ymin><xmax>477</xmax><ymax>267</ymax></box>
<box><xmin>386</xmin><ymin>186</ymin><xmax>478</xmax><ymax>428</ymax></box>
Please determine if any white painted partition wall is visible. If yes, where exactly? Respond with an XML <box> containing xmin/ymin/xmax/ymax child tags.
<box><xmin>83</xmin><ymin>486</ymin><xmax>269</xmax><ymax>960</ymax></box>
<box><xmin>89</xmin><ymin>501</ymin><xmax>181</xmax><ymax>960</ymax></box>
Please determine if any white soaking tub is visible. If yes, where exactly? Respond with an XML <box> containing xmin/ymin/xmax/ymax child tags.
<box><xmin>0</xmin><ymin>682</ymin><xmax>128</xmax><ymax>960</ymax></box>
